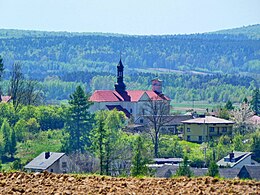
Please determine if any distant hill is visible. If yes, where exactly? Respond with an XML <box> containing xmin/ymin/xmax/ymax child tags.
<box><xmin>211</xmin><ymin>24</ymin><xmax>260</xmax><ymax>39</ymax></box>
<box><xmin>0</xmin><ymin>26</ymin><xmax>259</xmax><ymax>79</ymax></box>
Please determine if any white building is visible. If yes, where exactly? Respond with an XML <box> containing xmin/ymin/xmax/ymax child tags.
<box><xmin>89</xmin><ymin>59</ymin><xmax>171</xmax><ymax>122</ymax></box>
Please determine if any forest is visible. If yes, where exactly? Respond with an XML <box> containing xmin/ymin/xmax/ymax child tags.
<box><xmin>0</xmin><ymin>25</ymin><xmax>259</xmax><ymax>103</ymax></box>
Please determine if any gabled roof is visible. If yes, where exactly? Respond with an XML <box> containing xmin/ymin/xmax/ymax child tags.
<box><xmin>238</xmin><ymin>165</ymin><xmax>260</xmax><ymax>180</ymax></box>
<box><xmin>89</xmin><ymin>90</ymin><xmax>170</xmax><ymax>102</ymax></box>
<box><xmin>1</xmin><ymin>96</ymin><xmax>11</xmax><ymax>103</ymax></box>
<box><xmin>106</xmin><ymin>105</ymin><xmax>131</xmax><ymax>118</ymax></box>
<box><xmin>182</xmin><ymin>116</ymin><xmax>234</xmax><ymax>124</ymax></box>
<box><xmin>24</xmin><ymin>152</ymin><xmax>65</xmax><ymax>170</ymax></box>
<box><xmin>217</xmin><ymin>152</ymin><xmax>252</xmax><ymax>168</ymax></box>
<box><xmin>155</xmin><ymin>165</ymin><xmax>241</xmax><ymax>179</ymax></box>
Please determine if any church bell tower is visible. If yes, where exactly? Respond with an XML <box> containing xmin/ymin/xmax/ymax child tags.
<box><xmin>114</xmin><ymin>59</ymin><xmax>126</xmax><ymax>92</ymax></box>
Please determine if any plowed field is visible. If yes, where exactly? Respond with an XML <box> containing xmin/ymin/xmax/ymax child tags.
<box><xmin>0</xmin><ymin>172</ymin><xmax>259</xmax><ymax>194</ymax></box>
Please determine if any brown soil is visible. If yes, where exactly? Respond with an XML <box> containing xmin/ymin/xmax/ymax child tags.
<box><xmin>0</xmin><ymin>172</ymin><xmax>259</xmax><ymax>194</ymax></box>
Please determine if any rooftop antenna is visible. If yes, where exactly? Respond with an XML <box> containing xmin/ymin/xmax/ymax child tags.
<box><xmin>120</xmin><ymin>51</ymin><xmax>122</xmax><ymax>61</ymax></box>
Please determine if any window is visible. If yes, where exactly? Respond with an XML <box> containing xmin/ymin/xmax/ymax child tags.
<box><xmin>50</xmin><ymin>169</ymin><xmax>53</xmax><ymax>173</ymax></box>
<box><xmin>140</xmin><ymin>119</ymin><xmax>143</xmax><ymax>123</ymax></box>
<box><xmin>199</xmin><ymin>136</ymin><xmax>202</xmax><ymax>142</ymax></box>
<box><xmin>187</xmin><ymin>135</ymin><xmax>190</xmax><ymax>141</ymax></box>
<box><xmin>209</xmin><ymin>127</ymin><xmax>214</xmax><ymax>132</ymax></box>
<box><xmin>222</xmin><ymin>127</ymin><xmax>227</xmax><ymax>132</ymax></box>
<box><xmin>187</xmin><ymin>128</ymin><xmax>190</xmax><ymax>132</ymax></box>
<box><xmin>130</xmin><ymin>109</ymin><xmax>133</xmax><ymax>113</ymax></box>
<box><xmin>62</xmin><ymin>162</ymin><xmax>67</xmax><ymax>168</ymax></box>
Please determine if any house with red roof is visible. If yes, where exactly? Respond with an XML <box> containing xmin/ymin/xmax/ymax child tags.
<box><xmin>0</xmin><ymin>95</ymin><xmax>11</xmax><ymax>103</ymax></box>
<box><xmin>89</xmin><ymin>59</ymin><xmax>171</xmax><ymax>123</ymax></box>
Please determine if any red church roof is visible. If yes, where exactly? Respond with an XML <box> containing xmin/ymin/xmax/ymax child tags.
<box><xmin>89</xmin><ymin>90</ymin><xmax>170</xmax><ymax>102</ymax></box>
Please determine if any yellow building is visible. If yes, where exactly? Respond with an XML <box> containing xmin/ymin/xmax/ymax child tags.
<box><xmin>182</xmin><ymin>116</ymin><xmax>234</xmax><ymax>143</ymax></box>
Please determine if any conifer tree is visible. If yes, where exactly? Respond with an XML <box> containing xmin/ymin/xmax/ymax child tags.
<box><xmin>10</xmin><ymin>129</ymin><xmax>17</xmax><ymax>158</ymax></box>
<box><xmin>207</xmin><ymin>161</ymin><xmax>219</xmax><ymax>177</ymax></box>
<box><xmin>251</xmin><ymin>88</ymin><xmax>260</xmax><ymax>116</ymax></box>
<box><xmin>131</xmin><ymin>136</ymin><xmax>149</xmax><ymax>177</ymax></box>
<box><xmin>175</xmin><ymin>156</ymin><xmax>193</xmax><ymax>177</ymax></box>
<box><xmin>63</xmin><ymin>86</ymin><xmax>93</xmax><ymax>153</ymax></box>
<box><xmin>1</xmin><ymin>119</ymin><xmax>11</xmax><ymax>155</ymax></box>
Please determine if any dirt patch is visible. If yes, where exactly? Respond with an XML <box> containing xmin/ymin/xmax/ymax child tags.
<box><xmin>0</xmin><ymin>172</ymin><xmax>259</xmax><ymax>194</ymax></box>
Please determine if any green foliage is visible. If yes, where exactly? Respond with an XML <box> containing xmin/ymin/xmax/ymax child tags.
<box><xmin>250</xmin><ymin>130</ymin><xmax>260</xmax><ymax>162</ymax></box>
<box><xmin>218</xmin><ymin>108</ymin><xmax>230</xmax><ymax>120</ymax></box>
<box><xmin>26</xmin><ymin>118</ymin><xmax>40</xmax><ymax>134</ymax></box>
<box><xmin>175</xmin><ymin>156</ymin><xmax>193</xmax><ymax>177</ymax></box>
<box><xmin>131</xmin><ymin>136</ymin><xmax>149</xmax><ymax>177</ymax></box>
<box><xmin>225</xmin><ymin>100</ymin><xmax>234</xmax><ymax>110</ymax></box>
<box><xmin>159</xmin><ymin>135</ymin><xmax>183</xmax><ymax>158</ymax></box>
<box><xmin>63</xmin><ymin>86</ymin><xmax>93</xmax><ymax>153</ymax></box>
<box><xmin>233</xmin><ymin>134</ymin><xmax>243</xmax><ymax>151</ymax></box>
<box><xmin>0</xmin><ymin>119</ymin><xmax>17</xmax><ymax>159</ymax></box>
<box><xmin>207</xmin><ymin>161</ymin><xmax>219</xmax><ymax>177</ymax></box>
<box><xmin>90</xmin><ymin>109</ymin><xmax>128</xmax><ymax>175</ymax></box>
<box><xmin>0</xmin><ymin>55</ymin><xmax>3</xmax><ymax>80</ymax></box>
<box><xmin>35</xmin><ymin>106</ymin><xmax>65</xmax><ymax>130</ymax></box>
<box><xmin>251</xmin><ymin>88</ymin><xmax>260</xmax><ymax>116</ymax></box>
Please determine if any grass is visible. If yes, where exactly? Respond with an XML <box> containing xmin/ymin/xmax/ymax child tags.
<box><xmin>15</xmin><ymin>130</ymin><xmax>64</xmax><ymax>165</ymax></box>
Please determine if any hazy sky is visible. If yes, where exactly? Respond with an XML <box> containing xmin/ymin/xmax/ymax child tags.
<box><xmin>0</xmin><ymin>0</ymin><xmax>259</xmax><ymax>35</ymax></box>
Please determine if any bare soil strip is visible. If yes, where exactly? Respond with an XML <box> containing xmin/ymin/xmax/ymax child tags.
<box><xmin>0</xmin><ymin>172</ymin><xmax>259</xmax><ymax>194</ymax></box>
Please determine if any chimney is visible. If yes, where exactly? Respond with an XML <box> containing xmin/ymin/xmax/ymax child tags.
<box><xmin>229</xmin><ymin>152</ymin><xmax>234</xmax><ymax>162</ymax></box>
<box><xmin>152</xmin><ymin>78</ymin><xmax>162</xmax><ymax>94</ymax></box>
<box><xmin>45</xmin><ymin>152</ymin><xmax>50</xmax><ymax>159</ymax></box>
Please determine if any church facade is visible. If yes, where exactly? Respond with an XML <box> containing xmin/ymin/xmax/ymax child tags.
<box><xmin>89</xmin><ymin>59</ymin><xmax>171</xmax><ymax>123</ymax></box>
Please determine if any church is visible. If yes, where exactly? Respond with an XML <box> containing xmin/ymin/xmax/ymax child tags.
<box><xmin>89</xmin><ymin>59</ymin><xmax>171</xmax><ymax>123</ymax></box>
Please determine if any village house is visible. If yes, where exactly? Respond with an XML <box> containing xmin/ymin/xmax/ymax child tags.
<box><xmin>182</xmin><ymin>116</ymin><xmax>234</xmax><ymax>143</ymax></box>
<box><xmin>0</xmin><ymin>95</ymin><xmax>11</xmax><ymax>103</ymax></box>
<box><xmin>217</xmin><ymin>151</ymin><xmax>258</xmax><ymax>168</ymax></box>
<box><xmin>24</xmin><ymin>152</ymin><xmax>69</xmax><ymax>173</ymax></box>
<box><xmin>89</xmin><ymin>59</ymin><xmax>171</xmax><ymax>122</ymax></box>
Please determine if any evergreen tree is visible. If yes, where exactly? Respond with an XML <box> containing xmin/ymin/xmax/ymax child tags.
<box><xmin>0</xmin><ymin>55</ymin><xmax>3</xmax><ymax>80</ymax></box>
<box><xmin>175</xmin><ymin>156</ymin><xmax>193</xmax><ymax>177</ymax></box>
<box><xmin>63</xmin><ymin>86</ymin><xmax>93</xmax><ymax>153</ymax></box>
<box><xmin>131</xmin><ymin>136</ymin><xmax>149</xmax><ymax>177</ymax></box>
<box><xmin>225</xmin><ymin>100</ymin><xmax>234</xmax><ymax>110</ymax></box>
<box><xmin>1</xmin><ymin>119</ymin><xmax>11</xmax><ymax>156</ymax></box>
<box><xmin>9</xmin><ymin>129</ymin><xmax>17</xmax><ymax>158</ymax></box>
<box><xmin>251</xmin><ymin>88</ymin><xmax>260</xmax><ymax>116</ymax></box>
<box><xmin>207</xmin><ymin>161</ymin><xmax>219</xmax><ymax>177</ymax></box>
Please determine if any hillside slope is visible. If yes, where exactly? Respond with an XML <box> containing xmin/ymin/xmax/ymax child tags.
<box><xmin>0</xmin><ymin>27</ymin><xmax>259</xmax><ymax>76</ymax></box>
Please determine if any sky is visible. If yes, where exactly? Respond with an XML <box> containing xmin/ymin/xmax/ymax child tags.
<box><xmin>0</xmin><ymin>0</ymin><xmax>259</xmax><ymax>35</ymax></box>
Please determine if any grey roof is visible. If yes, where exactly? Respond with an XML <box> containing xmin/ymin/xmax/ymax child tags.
<box><xmin>155</xmin><ymin>165</ymin><xmax>241</xmax><ymax>179</ymax></box>
<box><xmin>238</xmin><ymin>165</ymin><xmax>260</xmax><ymax>180</ymax></box>
<box><xmin>24</xmin><ymin>152</ymin><xmax>65</xmax><ymax>170</ymax></box>
<box><xmin>153</xmin><ymin>158</ymin><xmax>183</xmax><ymax>164</ymax></box>
<box><xmin>219</xmin><ymin>168</ymin><xmax>240</xmax><ymax>179</ymax></box>
<box><xmin>182</xmin><ymin>116</ymin><xmax>234</xmax><ymax>124</ymax></box>
<box><xmin>217</xmin><ymin>152</ymin><xmax>252</xmax><ymax>168</ymax></box>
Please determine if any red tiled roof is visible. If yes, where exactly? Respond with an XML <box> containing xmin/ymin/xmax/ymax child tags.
<box><xmin>1</xmin><ymin>96</ymin><xmax>11</xmax><ymax>103</ymax></box>
<box><xmin>89</xmin><ymin>90</ymin><xmax>170</xmax><ymax>102</ymax></box>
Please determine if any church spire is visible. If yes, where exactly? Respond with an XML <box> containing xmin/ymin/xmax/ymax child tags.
<box><xmin>115</xmin><ymin>58</ymin><xmax>126</xmax><ymax>92</ymax></box>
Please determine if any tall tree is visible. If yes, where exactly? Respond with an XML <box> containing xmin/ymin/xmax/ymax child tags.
<box><xmin>91</xmin><ymin>110</ymin><xmax>106</xmax><ymax>175</ymax></box>
<box><xmin>10</xmin><ymin>63</ymin><xmax>25</xmax><ymax>111</ymax></box>
<box><xmin>131</xmin><ymin>136</ymin><xmax>149</xmax><ymax>177</ymax></box>
<box><xmin>231</xmin><ymin>102</ymin><xmax>255</xmax><ymax>135</ymax></box>
<box><xmin>63</xmin><ymin>86</ymin><xmax>93</xmax><ymax>153</ymax></box>
<box><xmin>90</xmin><ymin>109</ymin><xmax>128</xmax><ymax>176</ymax></box>
<box><xmin>175</xmin><ymin>156</ymin><xmax>193</xmax><ymax>177</ymax></box>
<box><xmin>251</xmin><ymin>88</ymin><xmax>260</xmax><ymax>116</ymax></box>
<box><xmin>143</xmin><ymin>97</ymin><xmax>172</xmax><ymax>157</ymax></box>
<box><xmin>0</xmin><ymin>55</ymin><xmax>4</xmax><ymax>101</ymax></box>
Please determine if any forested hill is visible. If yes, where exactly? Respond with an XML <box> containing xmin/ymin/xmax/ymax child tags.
<box><xmin>0</xmin><ymin>25</ymin><xmax>259</xmax><ymax>78</ymax></box>
<box><xmin>211</xmin><ymin>24</ymin><xmax>260</xmax><ymax>39</ymax></box>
